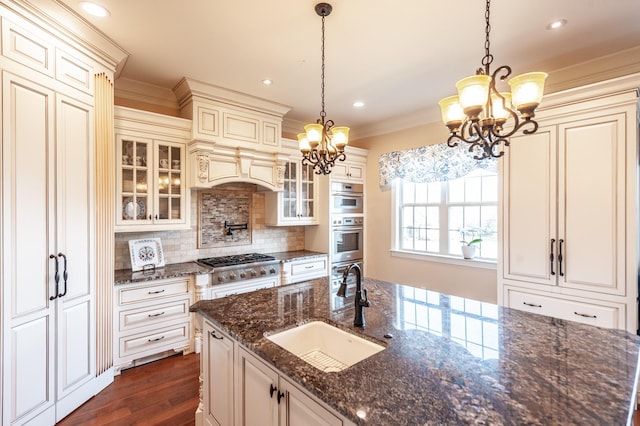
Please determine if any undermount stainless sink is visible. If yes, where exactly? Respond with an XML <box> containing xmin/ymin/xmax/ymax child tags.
<box><xmin>265</xmin><ymin>321</ymin><xmax>385</xmax><ymax>372</ymax></box>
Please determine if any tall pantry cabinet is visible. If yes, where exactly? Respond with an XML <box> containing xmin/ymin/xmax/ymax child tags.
<box><xmin>0</xmin><ymin>1</ymin><xmax>125</xmax><ymax>424</ymax></box>
<box><xmin>498</xmin><ymin>75</ymin><xmax>640</xmax><ymax>333</ymax></box>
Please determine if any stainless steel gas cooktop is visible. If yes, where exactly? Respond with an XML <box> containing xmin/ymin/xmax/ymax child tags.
<box><xmin>197</xmin><ymin>253</ymin><xmax>276</xmax><ymax>268</ymax></box>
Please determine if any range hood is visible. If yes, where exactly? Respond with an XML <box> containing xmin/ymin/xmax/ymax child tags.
<box><xmin>173</xmin><ymin>78</ymin><xmax>293</xmax><ymax>191</ymax></box>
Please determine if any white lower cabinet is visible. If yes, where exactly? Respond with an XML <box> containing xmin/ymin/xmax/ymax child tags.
<box><xmin>199</xmin><ymin>320</ymin><xmax>344</xmax><ymax>426</ymax></box>
<box><xmin>114</xmin><ymin>277</ymin><xmax>192</xmax><ymax>373</ymax></box>
<box><xmin>203</xmin><ymin>322</ymin><xmax>234</xmax><ymax>426</ymax></box>
<box><xmin>281</xmin><ymin>255</ymin><xmax>329</xmax><ymax>285</ymax></box>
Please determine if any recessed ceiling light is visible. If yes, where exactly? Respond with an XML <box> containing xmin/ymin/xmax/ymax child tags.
<box><xmin>546</xmin><ymin>19</ymin><xmax>567</xmax><ymax>30</ymax></box>
<box><xmin>262</xmin><ymin>79</ymin><xmax>273</xmax><ymax>86</ymax></box>
<box><xmin>353</xmin><ymin>101</ymin><xmax>365</xmax><ymax>108</ymax></box>
<box><xmin>80</xmin><ymin>2</ymin><xmax>110</xmax><ymax>17</ymax></box>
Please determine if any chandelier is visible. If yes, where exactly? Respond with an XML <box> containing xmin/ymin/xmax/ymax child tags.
<box><xmin>297</xmin><ymin>3</ymin><xmax>349</xmax><ymax>175</ymax></box>
<box><xmin>438</xmin><ymin>0</ymin><xmax>547</xmax><ymax>159</ymax></box>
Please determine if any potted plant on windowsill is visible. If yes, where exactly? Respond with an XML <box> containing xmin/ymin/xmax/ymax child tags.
<box><xmin>459</xmin><ymin>228</ymin><xmax>482</xmax><ymax>259</ymax></box>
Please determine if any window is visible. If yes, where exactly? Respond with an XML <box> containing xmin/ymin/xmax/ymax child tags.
<box><xmin>395</xmin><ymin>169</ymin><xmax>498</xmax><ymax>260</ymax></box>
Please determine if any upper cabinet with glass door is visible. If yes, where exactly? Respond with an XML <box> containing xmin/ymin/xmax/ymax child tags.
<box><xmin>115</xmin><ymin>106</ymin><xmax>191</xmax><ymax>232</ymax></box>
<box><xmin>265</xmin><ymin>160</ymin><xmax>318</xmax><ymax>226</ymax></box>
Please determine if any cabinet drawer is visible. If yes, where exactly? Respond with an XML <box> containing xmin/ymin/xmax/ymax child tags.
<box><xmin>119</xmin><ymin>297</ymin><xmax>190</xmax><ymax>333</ymax></box>
<box><xmin>209</xmin><ymin>278</ymin><xmax>278</xmax><ymax>299</ymax></box>
<box><xmin>506</xmin><ymin>288</ymin><xmax>622</xmax><ymax>329</ymax></box>
<box><xmin>291</xmin><ymin>258</ymin><xmax>327</xmax><ymax>277</ymax></box>
<box><xmin>119</xmin><ymin>321</ymin><xmax>190</xmax><ymax>358</ymax></box>
<box><xmin>118</xmin><ymin>279</ymin><xmax>189</xmax><ymax>305</ymax></box>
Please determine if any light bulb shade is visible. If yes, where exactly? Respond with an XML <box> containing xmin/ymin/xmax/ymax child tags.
<box><xmin>438</xmin><ymin>95</ymin><xmax>465</xmax><ymax>128</ymax></box>
<box><xmin>304</xmin><ymin>123</ymin><xmax>324</xmax><ymax>144</ymax></box>
<box><xmin>456</xmin><ymin>74</ymin><xmax>491</xmax><ymax>119</ymax></box>
<box><xmin>331</xmin><ymin>126</ymin><xmax>349</xmax><ymax>149</ymax></box>
<box><xmin>508</xmin><ymin>72</ymin><xmax>547</xmax><ymax>117</ymax></box>
<box><xmin>297</xmin><ymin>133</ymin><xmax>311</xmax><ymax>153</ymax></box>
<box><xmin>490</xmin><ymin>92</ymin><xmax>512</xmax><ymax>122</ymax></box>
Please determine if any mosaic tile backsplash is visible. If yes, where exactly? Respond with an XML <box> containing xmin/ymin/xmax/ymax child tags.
<box><xmin>114</xmin><ymin>183</ymin><xmax>305</xmax><ymax>270</ymax></box>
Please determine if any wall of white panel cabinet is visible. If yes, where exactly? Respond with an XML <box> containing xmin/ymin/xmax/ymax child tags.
<box><xmin>498</xmin><ymin>75</ymin><xmax>639</xmax><ymax>333</ymax></box>
<box><xmin>0</xmin><ymin>1</ymin><xmax>124</xmax><ymax>424</ymax></box>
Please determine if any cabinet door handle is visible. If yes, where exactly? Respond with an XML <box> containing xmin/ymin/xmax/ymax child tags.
<box><xmin>269</xmin><ymin>384</ymin><xmax>277</xmax><ymax>398</ymax></box>
<box><xmin>57</xmin><ymin>253</ymin><xmax>68</xmax><ymax>298</ymax></box>
<box><xmin>574</xmin><ymin>312</ymin><xmax>597</xmax><ymax>319</ymax></box>
<box><xmin>148</xmin><ymin>214</ymin><xmax>152</xmax><ymax>220</ymax></box>
<box><xmin>558</xmin><ymin>239</ymin><xmax>564</xmax><ymax>277</ymax></box>
<box><xmin>549</xmin><ymin>239</ymin><xmax>556</xmax><ymax>276</ymax></box>
<box><xmin>305</xmin><ymin>265</ymin><xmax>315</xmax><ymax>269</ymax></box>
<box><xmin>148</xmin><ymin>289</ymin><xmax>165</xmax><ymax>295</ymax></box>
<box><xmin>523</xmin><ymin>302</ymin><xmax>542</xmax><ymax>308</ymax></box>
<box><xmin>148</xmin><ymin>311</ymin><xmax>165</xmax><ymax>317</ymax></box>
<box><xmin>210</xmin><ymin>330</ymin><xmax>223</xmax><ymax>340</ymax></box>
<box><xmin>148</xmin><ymin>335</ymin><xmax>165</xmax><ymax>342</ymax></box>
<box><xmin>277</xmin><ymin>391</ymin><xmax>285</xmax><ymax>404</ymax></box>
<box><xmin>49</xmin><ymin>254</ymin><xmax>60</xmax><ymax>301</ymax></box>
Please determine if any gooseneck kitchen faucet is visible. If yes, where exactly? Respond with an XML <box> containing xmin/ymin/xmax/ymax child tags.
<box><xmin>337</xmin><ymin>263</ymin><xmax>370</xmax><ymax>328</ymax></box>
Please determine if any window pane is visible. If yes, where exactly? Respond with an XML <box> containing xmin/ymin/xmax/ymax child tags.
<box><xmin>402</xmin><ymin>181</ymin><xmax>415</xmax><ymax>204</ymax></box>
<box><xmin>465</xmin><ymin>175</ymin><xmax>482</xmax><ymax>202</ymax></box>
<box><xmin>415</xmin><ymin>182</ymin><xmax>428</xmax><ymax>203</ymax></box>
<box><xmin>449</xmin><ymin>179</ymin><xmax>464</xmax><ymax>203</ymax></box>
<box><xmin>428</xmin><ymin>181</ymin><xmax>441</xmax><ymax>203</ymax></box>
<box><xmin>395</xmin><ymin>169</ymin><xmax>497</xmax><ymax>260</ymax></box>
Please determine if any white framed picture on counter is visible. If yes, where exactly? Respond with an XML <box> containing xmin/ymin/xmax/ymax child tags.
<box><xmin>128</xmin><ymin>238</ymin><xmax>165</xmax><ymax>271</ymax></box>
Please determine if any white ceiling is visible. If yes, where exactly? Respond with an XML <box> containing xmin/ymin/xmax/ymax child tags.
<box><xmin>61</xmin><ymin>0</ymin><xmax>640</xmax><ymax>139</ymax></box>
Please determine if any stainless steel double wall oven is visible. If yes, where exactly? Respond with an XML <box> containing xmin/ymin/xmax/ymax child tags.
<box><xmin>330</xmin><ymin>182</ymin><xmax>364</xmax><ymax>294</ymax></box>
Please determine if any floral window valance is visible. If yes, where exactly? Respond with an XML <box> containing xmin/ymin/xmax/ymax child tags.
<box><xmin>378</xmin><ymin>142</ymin><xmax>497</xmax><ymax>188</ymax></box>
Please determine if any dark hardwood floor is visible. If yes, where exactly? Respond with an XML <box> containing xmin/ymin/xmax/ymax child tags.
<box><xmin>57</xmin><ymin>353</ymin><xmax>199</xmax><ymax>426</ymax></box>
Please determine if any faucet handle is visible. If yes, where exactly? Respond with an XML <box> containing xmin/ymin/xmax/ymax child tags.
<box><xmin>360</xmin><ymin>289</ymin><xmax>371</xmax><ymax>307</ymax></box>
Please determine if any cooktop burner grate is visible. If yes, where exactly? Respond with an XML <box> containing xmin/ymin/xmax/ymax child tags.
<box><xmin>197</xmin><ymin>253</ymin><xmax>276</xmax><ymax>268</ymax></box>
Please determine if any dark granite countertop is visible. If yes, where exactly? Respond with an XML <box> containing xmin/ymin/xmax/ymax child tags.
<box><xmin>190</xmin><ymin>277</ymin><xmax>640</xmax><ymax>425</ymax></box>
<box><xmin>114</xmin><ymin>261</ymin><xmax>212</xmax><ymax>285</ymax></box>
<box><xmin>267</xmin><ymin>250</ymin><xmax>329</xmax><ymax>262</ymax></box>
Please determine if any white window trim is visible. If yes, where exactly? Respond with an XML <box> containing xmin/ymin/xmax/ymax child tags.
<box><xmin>390</xmin><ymin>179</ymin><xmax>497</xmax><ymax>270</ymax></box>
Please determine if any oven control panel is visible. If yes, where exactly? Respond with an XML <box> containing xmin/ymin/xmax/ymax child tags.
<box><xmin>213</xmin><ymin>263</ymin><xmax>280</xmax><ymax>284</ymax></box>
<box><xmin>332</xmin><ymin>216</ymin><xmax>363</xmax><ymax>227</ymax></box>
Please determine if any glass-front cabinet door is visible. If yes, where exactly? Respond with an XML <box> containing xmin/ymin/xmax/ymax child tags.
<box><xmin>298</xmin><ymin>163</ymin><xmax>315</xmax><ymax>219</ymax></box>
<box><xmin>119</xmin><ymin>136</ymin><xmax>151</xmax><ymax>224</ymax></box>
<box><xmin>155</xmin><ymin>142</ymin><xmax>184</xmax><ymax>222</ymax></box>
<box><xmin>116</xmin><ymin>135</ymin><xmax>187</xmax><ymax>230</ymax></box>
<box><xmin>265</xmin><ymin>159</ymin><xmax>318</xmax><ymax>226</ymax></box>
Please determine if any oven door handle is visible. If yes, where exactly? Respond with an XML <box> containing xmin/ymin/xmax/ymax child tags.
<box><xmin>332</xmin><ymin>192</ymin><xmax>363</xmax><ymax>197</ymax></box>
<box><xmin>332</xmin><ymin>226</ymin><xmax>364</xmax><ymax>232</ymax></box>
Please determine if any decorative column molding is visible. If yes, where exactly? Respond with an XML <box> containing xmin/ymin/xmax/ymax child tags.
<box><xmin>94</xmin><ymin>73</ymin><xmax>115</xmax><ymax>375</ymax></box>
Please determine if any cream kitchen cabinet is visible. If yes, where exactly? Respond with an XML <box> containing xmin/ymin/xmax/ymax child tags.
<box><xmin>0</xmin><ymin>2</ymin><xmax>123</xmax><ymax>423</ymax></box>
<box><xmin>202</xmin><ymin>321</ymin><xmax>234</xmax><ymax>426</ymax></box>
<box><xmin>237</xmin><ymin>347</ymin><xmax>342</xmax><ymax>426</ymax></box>
<box><xmin>331</xmin><ymin>160</ymin><xmax>364</xmax><ymax>183</ymax></box>
<box><xmin>114</xmin><ymin>277</ymin><xmax>192</xmax><ymax>373</ymax></box>
<box><xmin>115</xmin><ymin>107</ymin><xmax>191</xmax><ymax>232</ymax></box>
<box><xmin>265</xmin><ymin>160</ymin><xmax>319</xmax><ymax>226</ymax></box>
<box><xmin>498</xmin><ymin>76</ymin><xmax>639</xmax><ymax>332</ymax></box>
<box><xmin>197</xmin><ymin>320</ymin><xmax>345</xmax><ymax>426</ymax></box>
<box><xmin>280</xmin><ymin>255</ymin><xmax>329</xmax><ymax>285</ymax></box>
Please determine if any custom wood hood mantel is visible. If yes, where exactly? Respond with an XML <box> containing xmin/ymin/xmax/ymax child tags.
<box><xmin>174</xmin><ymin>78</ymin><xmax>293</xmax><ymax>191</ymax></box>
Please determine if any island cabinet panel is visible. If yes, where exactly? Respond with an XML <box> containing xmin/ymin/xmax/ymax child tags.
<box><xmin>499</xmin><ymin>78</ymin><xmax>639</xmax><ymax>333</ymax></box>
<box><xmin>237</xmin><ymin>347</ymin><xmax>342</xmax><ymax>426</ymax></box>
<box><xmin>203</xmin><ymin>322</ymin><xmax>234</xmax><ymax>426</ymax></box>
<box><xmin>279</xmin><ymin>377</ymin><xmax>342</xmax><ymax>426</ymax></box>
<box><xmin>197</xmin><ymin>320</ymin><xmax>348</xmax><ymax>426</ymax></box>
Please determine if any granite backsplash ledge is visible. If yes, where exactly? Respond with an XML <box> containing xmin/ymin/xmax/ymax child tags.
<box><xmin>115</xmin><ymin>185</ymin><xmax>305</xmax><ymax>270</ymax></box>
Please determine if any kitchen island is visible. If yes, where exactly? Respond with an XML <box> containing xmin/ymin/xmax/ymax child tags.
<box><xmin>190</xmin><ymin>277</ymin><xmax>640</xmax><ymax>425</ymax></box>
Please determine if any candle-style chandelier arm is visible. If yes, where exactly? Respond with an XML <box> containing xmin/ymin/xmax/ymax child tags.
<box><xmin>438</xmin><ymin>0</ymin><xmax>547</xmax><ymax>160</ymax></box>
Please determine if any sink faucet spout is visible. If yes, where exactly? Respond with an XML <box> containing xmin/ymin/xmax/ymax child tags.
<box><xmin>337</xmin><ymin>263</ymin><xmax>370</xmax><ymax>328</ymax></box>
